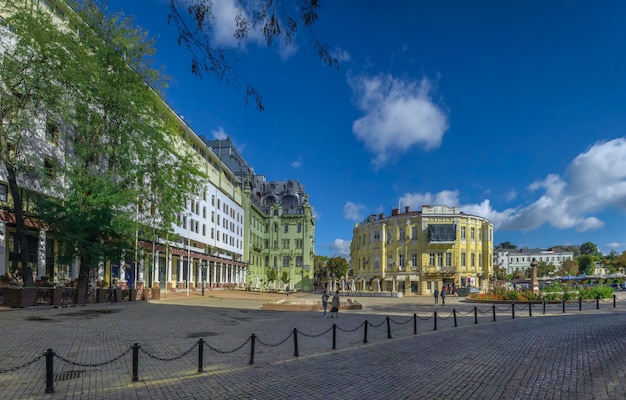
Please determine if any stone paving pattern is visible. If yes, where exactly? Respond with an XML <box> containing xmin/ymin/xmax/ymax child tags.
<box><xmin>1</xmin><ymin>290</ymin><xmax>626</xmax><ymax>399</ymax></box>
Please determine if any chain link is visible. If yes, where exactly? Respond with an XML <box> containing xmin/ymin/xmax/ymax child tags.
<box><xmin>256</xmin><ymin>331</ymin><xmax>293</xmax><ymax>347</ymax></box>
<box><xmin>204</xmin><ymin>336</ymin><xmax>251</xmax><ymax>354</ymax></box>
<box><xmin>495</xmin><ymin>305</ymin><xmax>513</xmax><ymax>312</ymax></box>
<box><xmin>389</xmin><ymin>316</ymin><xmax>413</xmax><ymax>325</ymax></box>
<box><xmin>0</xmin><ymin>355</ymin><xmax>44</xmax><ymax>374</ymax></box>
<box><xmin>336</xmin><ymin>321</ymin><xmax>366</xmax><ymax>333</ymax></box>
<box><xmin>367</xmin><ymin>318</ymin><xmax>387</xmax><ymax>328</ymax></box>
<box><xmin>436</xmin><ymin>311</ymin><xmax>454</xmax><ymax>320</ymax></box>
<box><xmin>54</xmin><ymin>347</ymin><xmax>132</xmax><ymax>368</ymax></box>
<box><xmin>456</xmin><ymin>309</ymin><xmax>476</xmax><ymax>316</ymax></box>
<box><xmin>298</xmin><ymin>326</ymin><xmax>334</xmax><ymax>338</ymax></box>
<box><xmin>416</xmin><ymin>314</ymin><xmax>433</xmax><ymax>321</ymax></box>
<box><xmin>476</xmin><ymin>307</ymin><xmax>493</xmax><ymax>313</ymax></box>
<box><xmin>140</xmin><ymin>342</ymin><xmax>198</xmax><ymax>362</ymax></box>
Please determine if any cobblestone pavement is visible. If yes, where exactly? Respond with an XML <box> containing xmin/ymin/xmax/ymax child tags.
<box><xmin>2</xmin><ymin>290</ymin><xmax>626</xmax><ymax>399</ymax></box>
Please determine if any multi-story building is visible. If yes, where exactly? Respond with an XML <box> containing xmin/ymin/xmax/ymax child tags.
<box><xmin>493</xmin><ymin>247</ymin><xmax>574</xmax><ymax>276</ymax></box>
<box><xmin>350</xmin><ymin>205</ymin><xmax>494</xmax><ymax>295</ymax></box>
<box><xmin>206</xmin><ymin>138</ymin><xmax>315</xmax><ymax>291</ymax></box>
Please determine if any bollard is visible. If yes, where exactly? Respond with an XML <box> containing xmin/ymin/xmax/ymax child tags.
<box><xmin>293</xmin><ymin>328</ymin><xmax>299</xmax><ymax>357</ymax></box>
<box><xmin>363</xmin><ymin>320</ymin><xmax>368</xmax><ymax>344</ymax></box>
<box><xmin>562</xmin><ymin>298</ymin><xmax>566</xmax><ymax>313</ymax></box>
<box><xmin>492</xmin><ymin>305</ymin><xmax>496</xmax><ymax>322</ymax></box>
<box><xmin>433</xmin><ymin>311</ymin><xmax>437</xmax><ymax>331</ymax></box>
<box><xmin>45</xmin><ymin>348</ymin><xmax>54</xmax><ymax>394</ymax></box>
<box><xmin>596</xmin><ymin>295</ymin><xmax>600</xmax><ymax>310</ymax></box>
<box><xmin>386</xmin><ymin>316</ymin><xmax>392</xmax><ymax>339</ymax></box>
<box><xmin>197</xmin><ymin>338</ymin><xmax>204</xmax><ymax>373</ymax></box>
<box><xmin>512</xmin><ymin>303</ymin><xmax>515</xmax><ymax>319</ymax></box>
<box><xmin>579</xmin><ymin>297</ymin><xmax>582</xmax><ymax>311</ymax></box>
<box><xmin>413</xmin><ymin>313</ymin><xmax>417</xmax><ymax>335</ymax></box>
<box><xmin>132</xmin><ymin>343</ymin><xmax>140</xmax><ymax>382</ymax></box>
<box><xmin>474</xmin><ymin>306</ymin><xmax>478</xmax><ymax>324</ymax></box>
<box><xmin>332</xmin><ymin>324</ymin><xmax>337</xmax><ymax>350</ymax></box>
<box><xmin>453</xmin><ymin>309</ymin><xmax>457</xmax><ymax>327</ymax></box>
<box><xmin>543</xmin><ymin>299</ymin><xmax>546</xmax><ymax>314</ymax></box>
<box><xmin>614</xmin><ymin>294</ymin><xmax>617</xmax><ymax>308</ymax></box>
<box><xmin>528</xmin><ymin>301</ymin><xmax>532</xmax><ymax>317</ymax></box>
<box><xmin>249</xmin><ymin>333</ymin><xmax>256</xmax><ymax>365</ymax></box>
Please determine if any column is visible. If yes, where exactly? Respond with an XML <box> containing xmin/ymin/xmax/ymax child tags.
<box><xmin>211</xmin><ymin>263</ymin><xmax>216</xmax><ymax>288</ymax></box>
<box><xmin>153</xmin><ymin>250</ymin><xmax>160</xmax><ymax>287</ymax></box>
<box><xmin>37</xmin><ymin>229</ymin><xmax>46</xmax><ymax>279</ymax></box>
<box><xmin>0</xmin><ymin>221</ymin><xmax>6</xmax><ymax>276</ymax></box>
<box><xmin>166</xmin><ymin>253</ymin><xmax>172</xmax><ymax>290</ymax></box>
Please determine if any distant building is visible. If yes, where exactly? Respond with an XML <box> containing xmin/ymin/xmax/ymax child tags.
<box><xmin>493</xmin><ymin>247</ymin><xmax>574</xmax><ymax>275</ymax></box>
<box><xmin>350</xmin><ymin>205</ymin><xmax>494</xmax><ymax>295</ymax></box>
<box><xmin>205</xmin><ymin>138</ymin><xmax>315</xmax><ymax>291</ymax></box>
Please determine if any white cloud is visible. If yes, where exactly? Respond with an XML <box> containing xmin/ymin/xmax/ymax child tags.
<box><xmin>506</xmin><ymin>190</ymin><xmax>517</xmax><ymax>202</ymax></box>
<box><xmin>291</xmin><ymin>157</ymin><xmax>303</xmax><ymax>169</ymax></box>
<box><xmin>326</xmin><ymin>239</ymin><xmax>351</xmax><ymax>258</ymax></box>
<box><xmin>212</xmin><ymin>126</ymin><xmax>228</xmax><ymax>140</ymax></box>
<box><xmin>343</xmin><ymin>201</ymin><xmax>366</xmax><ymax>221</ymax></box>
<box><xmin>349</xmin><ymin>74</ymin><xmax>448</xmax><ymax>169</ymax></box>
<box><xmin>331</xmin><ymin>47</ymin><xmax>351</xmax><ymax>63</ymax></box>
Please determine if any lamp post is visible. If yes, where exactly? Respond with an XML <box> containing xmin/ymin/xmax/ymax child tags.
<box><xmin>201</xmin><ymin>261</ymin><xmax>207</xmax><ymax>296</ymax></box>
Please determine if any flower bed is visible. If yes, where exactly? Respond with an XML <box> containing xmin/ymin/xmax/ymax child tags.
<box><xmin>469</xmin><ymin>284</ymin><xmax>614</xmax><ymax>302</ymax></box>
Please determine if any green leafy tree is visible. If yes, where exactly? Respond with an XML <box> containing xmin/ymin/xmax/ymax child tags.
<box><xmin>168</xmin><ymin>0</ymin><xmax>338</xmax><ymax>111</ymax></box>
<box><xmin>577</xmin><ymin>255</ymin><xmax>594</xmax><ymax>275</ymax></box>
<box><xmin>557</xmin><ymin>259</ymin><xmax>579</xmax><ymax>276</ymax></box>
<box><xmin>0</xmin><ymin>1</ymin><xmax>89</xmax><ymax>286</ymax></box>
<box><xmin>327</xmin><ymin>256</ymin><xmax>349</xmax><ymax>280</ymax></box>
<box><xmin>580</xmin><ymin>242</ymin><xmax>600</xmax><ymax>259</ymax></box>
<box><xmin>266</xmin><ymin>268</ymin><xmax>278</xmax><ymax>284</ymax></box>
<box><xmin>496</xmin><ymin>241</ymin><xmax>517</xmax><ymax>249</ymax></box>
<box><xmin>492</xmin><ymin>264</ymin><xmax>507</xmax><ymax>281</ymax></box>
<box><xmin>536</xmin><ymin>261</ymin><xmax>556</xmax><ymax>277</ymax></box>
<box><xmin>32</xmin><ymin>1</ymin><xmax>203</xmax><ymax>288</ymax></box>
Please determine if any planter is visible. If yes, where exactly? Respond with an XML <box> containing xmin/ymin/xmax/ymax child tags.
<box><xmin>151</xmin><ymin>287</ymin><xmax>160</xmax><ymax>300</ymax></box>
<box><xmin>96</xmin><ymin>288</ymin><xmax>108</xmax><ymax>303</ymax></box>
<box><xmin>75</xmin><ymin>288</ymin><xmax>87</xmax><ymax>305</ymax></box>
<box><xmin>52</xmin><ymin>288</ymin><xmax>64</xmax><ymax>306</ymax></box>
<box><xmin>3</xmin><ymin>287</ymin><xmax>38</xmax><ymax>308</ymax></box>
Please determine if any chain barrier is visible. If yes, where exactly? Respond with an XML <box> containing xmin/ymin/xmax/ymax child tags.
<box><xmin>455</xmin><ymin>308</ymin><xmax>475</xmax><ymax>316</ymax></box>
<box><xmin>495</xmin><ymin>305</ymin><xmax>513</xmax><ymax>312</ymax></box>
<box><xmin>0</xmin><ymin>355</ymin><xmax>44</xmax><ymax>374</ymax></box>
<box><xmin>475</xmin><ymin>306</ymin><xmax>493</xmax><ymax>313</ymax></box>
<box><xmin>415</xmin><ymin>313</ymin><xmax>433</xmax><ymax>321</ymax></box>
<box><xmin>368</xmin><ymin>318</ymin><xmax>387</xmax><ymax>328</ymax></box>
<box><xmin>336</xmin><ymin>321</ymin><xmax>366</xmax><ymax>333</ymax></box>
<box><xmin>140</xmin><ymin>342</ymin><xmax>198</xmax><ymax>362</ymax></box>
<box><xmin>515</xmin><ymin>304</ymin><xmax>528</xmax><ymax>310</ymax></box>
<box><xmin>389</xmin><ymin>315</ymin><xmax>413</xmax><ymax>325</ymax></box>
<box><xmin>436</xmin><ymin>311</ymin><xmax>454</xmax><ymax>321</ymax></box>
<box><xmin>256</xmin><ymin>331</ymin><xmax>293</xmax><ymax>347</ymax></box>
<box><xmin>204</xmin><ymin>336</ymin><xmax>251</xmax><ymax>354</ymax></box>
<box><xmin>54</xmin><ymin>347</ymin><xmax>132</xmax><ymax>368</ymax></box>
<box><xmin>298</xmin><ymin>325</ymin><xmax>334</xmax><ymax>338</ymax></box>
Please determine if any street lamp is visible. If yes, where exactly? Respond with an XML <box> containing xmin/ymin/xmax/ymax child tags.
<box><xmin>201</xmin><ymin>261</ymin><xmax>207</xmax><ymax>296</ymax></box>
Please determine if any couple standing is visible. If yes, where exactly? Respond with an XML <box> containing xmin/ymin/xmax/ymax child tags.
<box><xmin>322</xmin><ymin>290</ymin><xmax>340</xmax><ymax>318</ymax></box>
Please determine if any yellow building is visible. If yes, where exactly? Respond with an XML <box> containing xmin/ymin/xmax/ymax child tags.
<box><xmin>350</xmin><ymin>205</ymin><xmax>493</xmax><ymax>296</ymax></box>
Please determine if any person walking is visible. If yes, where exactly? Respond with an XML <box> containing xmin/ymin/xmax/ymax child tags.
<box><xmin>331</xmin><ymin>290</ymin><xmax>340</xmax><ymax>318</ymax></box>
<box><xmin>321</xmin><ymin>290</ymin><xmax>329</xmax><ymax>317</ymax></box>
<box><xmin>441</xmin><ymin>288</ymin><xmax>446</xmax><ymax>305</ymax></box>
<box><xmin>434</xmin><ymin>288</ymin><xmax>439</xmax><ymax>305</ymax></box>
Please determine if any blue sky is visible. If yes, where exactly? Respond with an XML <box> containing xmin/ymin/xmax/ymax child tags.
<box><xmin>107</xmin><ymin>0</ymin><xmax>626</xmax><ymax>257</ymax></box>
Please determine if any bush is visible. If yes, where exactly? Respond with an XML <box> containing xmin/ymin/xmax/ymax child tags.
<box><xmin>0</xmin><ymin>274</ymin><xmax>9</xmax><ymax>282</ymax></box>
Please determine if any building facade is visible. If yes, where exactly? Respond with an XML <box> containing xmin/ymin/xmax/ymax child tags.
<box><xmin>350</xmin><ymin>205</ymin><xmax>494</xmax><ymax>295</ymax></box>
<box><xmin>493</xmin><ymin>247</ymin><xmax>575</xmax><ymax>276</ymax></box>
<box><xmin>206</xmin><ymin>139</ymin><xmax>315</xmax><ymax>291</ymax></box>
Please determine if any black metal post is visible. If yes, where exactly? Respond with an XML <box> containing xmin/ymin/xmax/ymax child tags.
<box><xmin>197</xmin><ymin>338</ymin><xmax>204</xmax><ymax>373</ymax></box>
<box><xmin>332</xmin><ymin>324</ymin><xmax>337</xmax><ymax>350</ymax></box>
<box><xmin>562</xmin><ymin>298</ymin><xmax>566</xmax><ymax>313</ymax></box>
<box><xmin>413</xmin><ymin>313</ymin><xmax>417</xmax><ymax>334</ymax></box>
<box><xmin>474</xmin><ymin>306</ymin><xmax>478</xmax><ymax>324</ymax></box>
<box><xmin>453</xmin><ymin>309</ymin><xmax>457</xmax><ymax>327</ymax></box>
<box><xmin>386</xmin><ymin>316</ymin><xmax>392</xmax><ymax>338</ymax></box>
<box><xmin>543</xmin><ymin>299</ymin><xmax>546</xmax><ymax>314</ymax></box>
<box><xmin>528</xmin><ymin>301</ymin><xmax>532</xmax><ymax>317</ymax></box>
<box><xmin>45</xmin><ymin>348</ymin><xmax>54</xmax><ymax>394</ymax></box>
<box><xmin>132</xmin><ymin>343</ymin><xmax>140</xmax><ymax>382</ymax></box>
<box><xmin>293</xmin><ymin>328</ymin><xmax>299</xmax><ymax>357</ymax></box>
<box><xmin>596</xmin><ymin>295</ymin><xmax>600</xmax><ymax>310</ymax></box>
<box><xmin>614</xmin><ymin>294</ymin><xmax>617</xmax><ymax>308</ymax></box>
<box><xmin>433</xmin><ymin>311</ymin><xmax>437</xmax><ymax>331</ymax></box>
<box><xmin>363</xmin><ymin>320</ymin><xmax>368</xmax><ymax>343</ymax></box>
<box><xmin>492</xmin><ymin>305</ymin><xmax>496</xmax><ymax>322</ymax></box>
<box><xmin>579</xmin><ymin>296</ymin><xmax>582</xmax><ymax>311</ymax></box>
<box><xmin>512</xmin><ymin>303</ymin><xmax>515</xmax><ymax>319</ymax></box>
<box><xmin>249</xmin><ymin>334</ymin><xmax>256</xmax><ymax>365</ymax></box>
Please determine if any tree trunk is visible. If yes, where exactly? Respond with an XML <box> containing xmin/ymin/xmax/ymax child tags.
<box><xmin>78</xmin><ymin>254</ymin><xmax>91</xmax><ymax>289</ymax></box>
<box><xmin>6</xmin><ymin>165</ymin><xmax>34</xmax><ymax>287</ymax></box>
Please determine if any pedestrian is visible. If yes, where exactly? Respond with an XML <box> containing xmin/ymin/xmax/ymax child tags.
<box><xmin>434</xmin><ymin>288</ymin><xmax>439</xmax><ymax>305</ymax></box>
<box><xmin>321</xmin><ymin>290</ymin><xmax>329</xmax><ymax>317</ymax></box>
<box><xmin>441</xmin><ymin>288</ymin><xmax>446</xmax><ymax>305</ymax></box>
<box><xmin>331</xmin><ymin>290</ymin><xmax>340</xmax><ymax>318</ymax></box>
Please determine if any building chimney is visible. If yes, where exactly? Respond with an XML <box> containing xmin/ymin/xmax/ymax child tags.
<box><xmin>405</xmin><ymin>206</ymin><xmax>410</xmax><ymax>213</ymax></box>
<box><xmin>391</xmin><ymin>208</ymin><xmax>399</xmax><ymax>216</ymax></box>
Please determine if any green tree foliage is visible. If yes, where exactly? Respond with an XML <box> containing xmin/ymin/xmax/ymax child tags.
<box><xmin>492</xmin><ymin>264</ymin><xmax>507</xmax><ymax>281</ymax></box>
<box><xmin>496</xmin><ymin>241</ymin><xmax>517</xmax><ymax>249</ymax></box>
<box><xmin>2</xmin><ymin>1</ymin><xmax>203</xmax><ymax>287</ymax></box>
<box><xmin>579</xmin><ymin>242</ymin><xmax>600</xmax><ymax>259</ymax></box>
<box><xmin>577</xmin><ymin>255</ymin><xmax>594</xmax><ymax>275</ymax></box>
<box><xmin>536</xmin><ymin>261</ymin><xmax>556</xmax><ymax>277</ymax></box>
<box><xmin>266</xmin><ymin>267</ymin><xmax>277</xmax><ymax>284</ymax></box>
<box><xmin>168</xmin><ymin>0</ymin><xmax>337</xmax><ymax>111</ymax></box>
<box><xmin>0</xmin><ymin>1</ymin><xmax>88</xmax><ymax>285</ymax></box>
<box><xmin>327</xmin><ymin>256</ymin><xmax>349</xmax><ymax>279</ymax></box>
<box><xmin>557</xmin><ymin>259</ymin><xmax>579</xmax><ymax>276</ymax></box>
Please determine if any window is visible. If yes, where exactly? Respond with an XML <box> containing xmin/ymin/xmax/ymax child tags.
<box><xmin>373</xmin><ymin>231</ymin><xmax>380</xmax><ymax>241</ymax></box>
<box><xmin>461</xmin><ymin>226</ymin><xmax>466</xmax><ymax>240</ymax></box>
<box><xmin>387</xmin><ymin>230</ymin><xmax>393</xmax><ymax>243</ymax></box>
<box><xmin>399</xmin><ymin>254</ymin><xmax>404</xmax><ymax>269</ymax></box>
<box><xmin>461</xmin><ymin>253</ymin><xmax>467</xmax><ymax>267</ymax></box>
<box><xmin>296</xmin><ymin>256</ymin><xmax>303</xmax><ymax>267</ymax></box>
<box><xmin>446</xmin><ymin>253</ymin><xmax>452</xmax><ymax>266</ymax></box>
<box><xmin>283</xmin><ymin>256</ymin><xmax>290</xmax><ymax>267</ymax></box>
<box><xmin>44</xmin><ymin>158</ymin><xmax>56</xmax><ymax>179</ymax></box>
<box><xmin>471</xmin><ymin>253</ymin><xmax>475</xmax><ymax>267</ymax></box>
<box><xmin>387</xmin><ymin>255</ymin><xmax>393</xmax><ymax>269</ymax></box>
<box><xmin>471</xmin><ymin>227</ymin><xmax>475</xmax><ymax>241</ymax></box>
<box><xmin>412</xmin><ymin>227</ymin><xmax>418</xmax><ymax>240</ymax></box>
<box><xmin>284</xmin><ymin>223</ymin><xmax>289</xmax><ymax>233</ymax></box>
<box><xmin>0</xmin><ymin>184</ymin><xmax>7</xmax><ymax>202</ymax></box>
<box><xmin>438</xmin><ymin>253</ymin><xmax>443</xmax><ymax>266</ymax></box>
<box><xmin>297</xmin><ymin>223</ymin><xmax>302</xmax><ymax>233</ymax></box>
<box><xmin>429</xmin><ymin>253</ymin><xmax>435</xmax><ymax>266</ymax></box>
<box><xmin>411</xmin><ymin>253</ymin><xmax>417</xmax><ymax>267</ymax></box>
<box><xmin>282</xmin><ymin>239</ymin><xmax>290</xmax><ymax>249</ymax></box>
<box><xmin>203</xmin><ymin>207</ymin><xmax>207</xmax><ymax>218</ymax></box>
<box><xmin>46</xmin><ymin>118</ymin><xmax>59</xmax><ymax>144</ymax></box>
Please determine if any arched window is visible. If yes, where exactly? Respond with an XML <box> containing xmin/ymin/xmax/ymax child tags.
<box><xmin>282</xmin><ymin>195</ymin><xmax>298</xmax><ymax>207</ymax></box>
